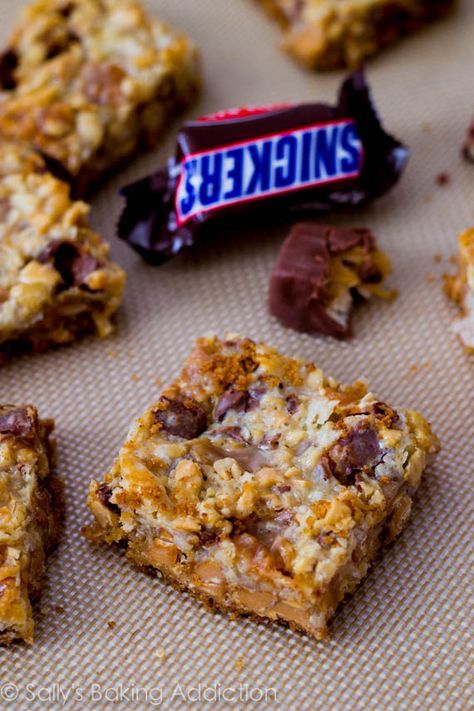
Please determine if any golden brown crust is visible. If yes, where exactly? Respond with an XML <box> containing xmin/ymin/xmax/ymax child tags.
<box><xmin>0</xmin><ymin>405</ymin><xmax>62</xmax><ymax>644</ymax></box>
<box><xmin>85</xmin><ymin>335</ymin><xmax>439</xmax><ymax>638</ymax></box>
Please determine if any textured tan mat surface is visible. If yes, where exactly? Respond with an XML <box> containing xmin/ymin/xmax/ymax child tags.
<box><xmin>1</xmin><ymin>1</ymin><xmax>473</xmax><ymax>709</ymax></box>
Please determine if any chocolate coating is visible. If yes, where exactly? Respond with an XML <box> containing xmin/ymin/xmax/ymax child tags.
<box><xmin>269</xmin><ymin>222</ymin><xmax>376</xmax><ymax>339</ymax></box>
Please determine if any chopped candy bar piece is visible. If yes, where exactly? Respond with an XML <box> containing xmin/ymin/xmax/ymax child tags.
<box><xmin>269</xmin><ymin>223</ymin><xmax>395</xmax><ymax>339</ymax></box>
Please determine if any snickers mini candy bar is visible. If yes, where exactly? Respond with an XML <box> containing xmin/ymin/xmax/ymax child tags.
<box><xmin>119</xmin><ymin>71</ymin><xmax>408</xmax><ymax>264</ymax></box>
<box><xmin>269</xmin><ymin>223</ymin><xmax>396</xmax><ymax>339</ymax></box>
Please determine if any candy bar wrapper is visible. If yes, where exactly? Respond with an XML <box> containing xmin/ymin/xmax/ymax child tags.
<box><xmin>118</xmin><ymin>71</ymin><xmax>408</xmax><ymax>264</ymax></box>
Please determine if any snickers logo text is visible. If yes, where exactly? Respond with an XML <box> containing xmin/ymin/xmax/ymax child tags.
<box><xmin>176</xmin><ymin>119</ymin><xmax>362</xmax><ymax>224</ymax></box>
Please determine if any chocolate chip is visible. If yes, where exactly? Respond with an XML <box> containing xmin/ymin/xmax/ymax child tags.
<box><xmin>198</xmin><ymin>529</ymin><xmax>219</xmax><ymax>546</ymax></box>
<box><xmin>45</xmin><ymin>31</ymin><xmax>80</xmax><ymax>59</ymax></box>
<box><xmin>0</xmin><ymin>406</ymin><xmax>36</xmax><ymax>438</ymax></box>
<box><xmin>276</xmin><ymin>484</ymin><xmax>291</xmax><ymax>493</ymax></box>
<box><xmin>96</xmin><ymin>483</ymin><xmax>120</xmax><ymax>514</ymax></box>
<box><xmin>59</xmin><ymin>3</ymin><xmax>75</xmax><ymax>18</ymax></box>
<box><xmin>286</xmin><ymin>394</ymin><xmax>299</xmax><ymax>414</ymax></box>
<box><xmin>37</xmin><ymin>151</ymin><xmax>74</xmax><ymax>187</ymax></box>
<box><xmin>154</xmin><ymin>398</ymin><xmax>207</xmax><ymax>439</ymax></box>
<box><xmin>71</xmin><ymin>253</ymin><xmax>101</xmax><ymax>286</ymax></box>
<box><xmin>37</xmin><ymin>240</ymin><xmax>101</xmax><ymax>288</ymax></box>
<box><xmin>214</xmin><ymin>389</ymin><xmax>248</xmax><ymax>421</ymax></box>
<box><xmin>246</xmin><ymin>385</ymin><xmax>266</xmax><ymax>411</ymax></box>
<box><xmin>327</xmin><ymin>424</ymin><xmax>382</xmax><ymax>486</ymax></box>
<box><xmin>0</xmin><ymin>49</ymin><xmax>18</xmax><ymax>90</ymax></box>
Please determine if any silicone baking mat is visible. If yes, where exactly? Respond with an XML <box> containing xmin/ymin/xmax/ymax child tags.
<box><xmin>0</xmin><ymin>1</ymin><xmax>473</xmax><ymax>709</ymax></box>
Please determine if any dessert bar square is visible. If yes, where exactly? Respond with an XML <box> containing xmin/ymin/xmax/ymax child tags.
<box><xmin>269</xmin><ymin>223</ymin><xmax>395</xmax><ymax>339</ymax></box>
<box><xmin>0</xmin><ymin>140</ymin><xmax>126</xmax><ymax>362</ymax></box>
<box><xmin>0</xmin><ymin>405</ymin><xmax>62</xmax><ymax>644</ymax></box>
<box><xmin>444</xmin><ymin>228</ymin><xmax>474</xmax><ymax>351</ymax></box>
<box><xmin>0</xmin><ymin>0</ymin><xmax>200</xmax><ymax>194</ymax></box>
<box><xmin>256</xmin><ymin>0</ymin><xmax>456</xmax><ymax>70</ymax></box>
<box><xmin>86</xmin><ymin>335</ymin><xmax>439</xmax><ymax>638</ymax></box>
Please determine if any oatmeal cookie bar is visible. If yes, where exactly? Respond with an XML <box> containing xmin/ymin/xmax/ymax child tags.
<box><xmin>0</xmin><ymin>141</ymin><xmax>125</xmax><ymax>362</ymax></box>
<box><xmin>444</xmin><ymin>228</ymin><xmax>474</xmax><ymax>351</ymax></box>
<box><xmin>269</xmin><ymin>223</ymin><xmax>395</xmax><ymax>339</ymax></box>
<box><xmin>0</xmin><ymin>0</ymin><xmax>200</xmax><ymax>195</ymax></box>
<box><xmin>256</xmin><ymin>0</ymin><xmax>456</xmax><ymax>70</ymax></box>
<box><xmin>0</xmin><ymin>405</ymin><xmax>61</xmax><ymax>644</ymax></box>
<box><xmin>86</xmin><ymin>335</ymin><xmax>439</xmax><ymax>639</ymax></box>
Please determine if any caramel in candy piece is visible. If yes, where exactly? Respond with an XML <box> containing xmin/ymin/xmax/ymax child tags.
<box><xmin>269</xmin><ymin>223</ymin><xmax>395</xmax><ymax>339</ymax></box>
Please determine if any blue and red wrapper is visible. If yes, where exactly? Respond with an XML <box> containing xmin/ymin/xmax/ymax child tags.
<box><xmin>118</xmin><ymin>71</ymin><xmax>408</xmax><ymax>264</ymax></box>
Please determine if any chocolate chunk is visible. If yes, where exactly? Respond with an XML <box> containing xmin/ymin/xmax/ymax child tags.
<box><xmin>0</xmin><ymin>49</ymin><xmax>18</xmax><ymax>90</ymax></box>
<box><xmin>286</xmin><ymin>394</ymin><xmax>299</xmax><ymax>414</ymax></box>
<box><xmin>38</xmin><ymin>151</ymin><xmax>75</xmax><ymax>187</ymax></box>
<box><xmin>59</xmin><ymin>3</ymin><xmax>75</xmax><ymax>18</ymax></box>
<box><xmin>269</xmin><ymin>223</ymin><xmax>378</xmax><ymax>339</ymax></box>
<box><xmin>71</xmin><ymin>253</ymin><xmax>101</xmax><ymax>285</ymax></box>
<box><xmin>204</xmin><ymin>440</ymin><xmax>269</xmax><ymax>471</ymax></box>
<box><xmin>246</xmin><ymin>385</ymin><xmax>266</xmax><ymax>411</ymax></box>
<box><xmin>154</xmin><ymin>398</ymin><xmax>207</xmax><ymax>439</ymax></box>
<box><xmin>198</xmin><ymin>529</ymin><xmax>219</xmax><ymax>546</ymax></box>
<box><xmin>0</xmin><ymin>406</ymin><xmax>36</xmax><ymax>438</ymax></box>
<box><xmin>46</xmin><ymin>31</ymin><xmax>80</xmax><ymax>59</ymax></box>
<box><xmin>37</xmin><ymin>240</ymin><xmax>101</xmax><ymax>288</ymax></box>
<box><xmin>96</xmin><ymin>483</ymin><xmax>120</xmax><ymax>514</ymax></box>
<box><xmin>327</xmin><ymin>424</ymin><xmax>382</xmax><ymax>486</ymax></box>
<box><xmin>214</xmin><ymin>389</ymin><xmax>248</xmax><ymax>421</ymax></box>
